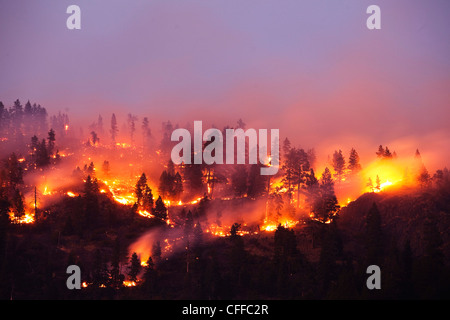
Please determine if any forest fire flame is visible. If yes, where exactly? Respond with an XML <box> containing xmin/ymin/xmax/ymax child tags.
<box><xmin>9</xmin><ymin>211</ymin><xmax>35</xmax><ymax>224</ymax></box>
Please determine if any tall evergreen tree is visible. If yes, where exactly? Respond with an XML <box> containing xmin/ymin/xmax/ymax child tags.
<box><xmin>376</xmin><ymin>145</ymin><xmax>385</xmax><ymax>158</ymax></box>
<box><xmin>127</xmin><ymin>114</ymin><xmax>137</xmax><ymax>143</ymax></box>
<box><xmin>110</xmin><ymin>113</ymin><xmax>118</xmax><ymax>145</ymax></box>
<box><xmin>135</xmin><ymin>173</ymin><xmax>148</xmax><ymax>207</ymax></box>
<box><xmin>47</xmin><ymin>129</ymin><xmax>56</xmax><ymax>156</ymax></box>
<box><xmin>142</xmin><ymin>117</ymin><xmax>151</xmax><ymax>150</ymax></box>
<box><xmin>153</xmin><ymin>196</ymin><xmax>167</xmax><ymax>221</ymax></box>
<box><xmin>128</xmin><ymin>252</ymin><xmax>142</xmax><ymax>282</ymax></box>
<box><xmin>311</xmin><ymin>167</ymin><xmax>339</xmax><ymax>223</ymax></box>
<box><xmin>11</xmin><ymin>188</ymin><xmax>25</xmax><ymax>222</ymax></box>
<box><xmin>142</xmin><ymin>184</ymin><xmax>154</xmax><ymax>212</ymax></box>
<box><xmin>332</xmin><ymin>149</ymin><xmax>346</xmax><ymax>181</ymax></box>
<box><xmin>348</xmin><ymin>148</ymin><xmax>362</xmax><ymax>173</ymax></box>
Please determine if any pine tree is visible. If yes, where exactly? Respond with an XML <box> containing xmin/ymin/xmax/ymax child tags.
<box><xmin>142</xmin><ymin>117</ymin><xmax>151</xmax><ymax>151</ymax></box>
<box><xmin>376</xmin><ymin>145</ymin><xmax>385</xmax><ymax>158</ymax></box>
<box><xmin>142</xmin><ymin>184</ymin><xmax>154</xmax><ymax>212</ymax></box>
<box><xmin>36</xmin><ymin>139</ymin><xmax>50</xmax><ymax>168</ymax></box>
<box><xmin>367</xmin><ymin>177</ymin><xmax>374</xmax><ymax>192</ymax></box>
<box><xmin>292</xmin><ymin>148</ymin><xmax>310</xmax><ymax>207</ymax></box>
<box><xmin>158</xmin><ymin>170</ymin><xmax>173</xmax><ymax>200</ymax></box>
<box><xmin>282</xmin><ymin>137</ymin><xmax>291</xmax><ymax>160</ymax></box>
<box><xmin>153</xmin><ymin>196</ymin><xmax>167</xmax><ymax>220</ymax></box>
<box><xmin>311</xmin><ymin>167</ymin><xmax>339</xmax><ymax>223</ymax></box>
<box><xmin>47</xmin><ymin>129</ymin><xmax>56</xmax><ymax>156</ymax></box>
<box><xmin>128</xmin><ymin>252</ymin><xmax>142</xmax><ymax>282</ymax></box>
<box><xmin>97</xmin><ymin>114</ymin><xmax>104</xmax><ymax>135</ymax></box>
<box><xmin>348</xmin><ymin>148</ymin><xmax>361</xmax><ymax>173</ymax></box>
<box><xmin>332</xmin><ymin>150</ymin><xmax>346</xmax><ymax>181</ymax></box>
<box><xmin>135</xmin><ymin>173</ymin><xmax>148</xmax><ymax>206</ymax></box>
<box><xmin>418</xmin><ymin>165</ymin><xmax>431</xmax><ymax>188</ymax></box>
<box><xmin>11</xmin><ymin>189</ymin><xmax>25</xmax><ymax>222</ymax></box>
<box><xmin>384</xmin><ymin>147</ymin><xmax>393</xmax><ymax>158</ymax></box>
<box><xmin>305</xmin><ymin>168</ymin><xmax>319</xmax><ymax>210</ymax></box>
<box><xmin>375</xmin><ymin>175</ymin><xmax>381</xmax><ymax>192</ymax></box>
<box><xmin>268</xmin><ymin>190</ymin><xmax>284</xmax><ymax>220</ymax></box>
<box><xmin>110</xmin><ymin>113</ymin><xmax>118</xmax><ymax>145</ymax></box>
<box><xmin>127</xmin><ymin>114</ymin><xmax>137</xmax><ymax>143</ymax></box>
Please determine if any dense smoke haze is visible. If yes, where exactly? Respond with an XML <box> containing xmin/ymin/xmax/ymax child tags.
<box><xmin>1</xmin><ymin>1</ymin><xmax>449</xmax><ymax>171</ymax></box>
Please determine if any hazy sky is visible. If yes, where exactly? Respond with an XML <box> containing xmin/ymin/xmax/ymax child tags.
<box><xmin>1</xmin><ymin>0</ymin><xmax>449</xmax><ymax>166</ymax></box>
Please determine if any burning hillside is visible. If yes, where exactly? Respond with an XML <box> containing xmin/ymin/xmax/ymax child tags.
<box><xmin>0</xmin><ymin>104</ymin><xmax>448</xmax><ymax>299</ymax></box>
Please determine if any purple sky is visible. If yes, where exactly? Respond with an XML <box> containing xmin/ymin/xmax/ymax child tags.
<box><xmin>1</xmin><ymin>0</ymin><xmax>449</xmax><ymax>167</ymax></box>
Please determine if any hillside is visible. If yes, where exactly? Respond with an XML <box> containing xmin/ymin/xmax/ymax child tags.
<box><xmin>339</xmin><ymin>184</ymin><xmax>450</xmax><ymax>264</ymax></box>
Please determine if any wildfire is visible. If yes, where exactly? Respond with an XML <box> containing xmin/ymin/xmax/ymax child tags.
<box><xmin>205</xmin><ymin>224</ymin><xmax>229</xmax><ymax>237</ymax></box>
<box><xmin>261</xmin><ymin>219</ymin><xmax>299</xmax><ymax>232</ymax></box>
<box><xmin>362</xmin><ymin>159</ymin><xmax>405</xmax><ymax>193</ymax></box>
<box><xmin>373</xmin><ymin>180</ymin><xmax>394</xmax><ymax>193</ymax></box>
<box><xmin>138</xmin><ymin>210</ymin><xmax>154</xmax><ymax>219</ymax></box>
<box><xmin>43</xmin><ymin>185</ymin><xmax>52</xmax><ymax>195</ymax></box>
<box><xmin>122</xmin><ymin>280</ymin><xmax>137</xmax><ymax>287</ymax></box>
<box><xmin>9</xmin><ymin>211</ymin><xmax>35</xmax><ymax>224</ymax></box>
<box><xmin>115</xmin><ymin>142</ymin><xmax>133</xmax><ymax>149</ymax></box>
<box><xmin>189</xmin><ymin>197</ymin><xmax>203</xmax><ymax>205</ymax></box>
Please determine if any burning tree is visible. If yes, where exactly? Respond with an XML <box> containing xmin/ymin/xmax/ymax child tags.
<box><xmin>135</xmin><ymin>173</ymin><xmax>153</xmax><ymax>211</ymax></box>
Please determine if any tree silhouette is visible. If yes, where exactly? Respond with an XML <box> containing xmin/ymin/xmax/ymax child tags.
<box><xmin>348</xmin><ymin>148</ymin><xmax>361</xmax><ymax>173</ymax></box>
<box><xmin>128</xmin><ymin>252</ymin><xmax>142</xmax><ymax>282</ymax></box>
<box><xmin>376</xmin><ymin>145</ymin><xmax>385</xmax><ymax>158</ymax></box>
<box><xmin>311</xmin><ymin>167</ymin><xmax>339</xmax><ymax>223</ymax></box>
<box><xmin>110</xmin><ymin>113</ymin><xmax>118</xmax><ymax>145</ymax></box>
<box><xmin>332</xmin><ymin>149</ymin><xmax>345</xmax><ymax>181</ymax></box>
<box><xmin>153</xmin><ymin>196</ymin><xmax>167</xmax><ymax>220</ymax></box>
